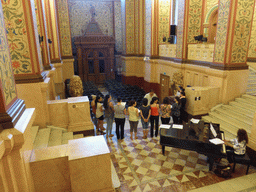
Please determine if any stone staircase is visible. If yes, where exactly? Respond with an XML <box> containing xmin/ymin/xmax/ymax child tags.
<box><xmin>246</xmin><ymin>66</ymin><xmax>256</xmax><ymax>95</ymax></box>
<box><xmin>32</xmin><ymin>125</ymin><xmax>84</xmax><ymax>149</ymax></box>
<box><xmin>202</xmin><ymin>94</ymin><xmax>256</xmax><ymax>140</ymax></box>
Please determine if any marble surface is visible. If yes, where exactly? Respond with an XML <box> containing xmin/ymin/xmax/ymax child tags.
<box><xmin>67</xmin><ymin>136</ymin><xmax>110</xmax><ymax>160</ymax></box>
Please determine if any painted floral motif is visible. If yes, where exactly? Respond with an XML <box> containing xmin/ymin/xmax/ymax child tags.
<box><xmin>2</xmin><ymin>0</ymin><xmax>32</xmax><ymax>74</ymax></box>
<box><xmin>145</xmin><ymin>0</ymin><xmax>152</xmax><ymax>56</ymax></box>
<box><xmin>126</xmin><ymin>0</ymin><xmax>135</xmax><ymax>54</ymax></box>
<box><xmin>121</xmin><ymin>0</ymin><xmax>126</xmax><ymax>53</ymax></box>
<box><xmin>158</xmin><ymin>0</ymin><xmax>170</xmax><ymax>44</ymax></box>
<box><xmin>247</xmin><ymin>2</ymin><xmax>256</xmax><ymax>58</ymax></box>
<box><xmin>176</xmin><ymin>0</ymin><xmax>185</xmax><ymax>59</ymax></box>
<box><xmin>114</xmin><ymin>1</ymin><xmax>122</xmax><ymax>53</ymax></box>
<box><xmin>187</xmin><ymin>0</ymin><xmax>203</xmax><ymax>43</ymax></box>
<box><xmin>231</xmin><ymin>0</ymin><xmax>255</xmax><ymax>63</ymax></box>
<box><xmin>206</xmin><ymin>0</ymin><xmax>218</xmax><ymax>19</ymax></box>
<box><xmin>213</xmin><ymin>0</ymin><xmax>230</xmax><ymax>63</ymax></box>
<box><xmin>56</xmin><ymin>0</ymin><xmax>72</xmax><ymax>56</ymax></box>
<box><xmin>0</xmin><ymin>1</ymin><xmax>17</xmax><ymax>105</ymax></box>
<box><xmin>134</xmin><ymin>0</ymin><xmax>139</xmax><ymax>54</ymax></box>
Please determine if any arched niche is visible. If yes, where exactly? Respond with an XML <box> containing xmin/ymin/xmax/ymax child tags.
<box><xmin>203</xmin><ymin>4</ymin><xmax>218</xmax><ymax>43</ymax></box>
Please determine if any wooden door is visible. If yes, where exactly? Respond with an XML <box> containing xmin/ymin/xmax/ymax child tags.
<box><xmin>160</xmin><ymin>74</ymin><xmax>170</xmax><ymax>103</ymax></box>
<box><xmin>84</xmin><ymin>49</ymin><xmax>107</xmax><ymax>84</ymax></box>
<box><xmin>208</xmin><ymin>10</ymin><xmax>218</xmax><ymax>43</ymax></box>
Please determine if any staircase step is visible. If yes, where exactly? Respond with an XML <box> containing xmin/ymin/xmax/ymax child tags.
<box><xmin>62</xmin><ymin>132</ymin><xmax>74</xmax><ymax>144</ymax></box>
<box><xmin>33</xmin><ymin>128</ymin><xmax>51</xmax><ymax>149</ymax></box>
<box><xmin>48</xmin><ymin>129</ymin><xmax>62</xmax><ymax>147</ymax></box>
<box><xmin>215</xmin><ymin>108</ymin><xmax>252</xmax><ymax>127</ymax></box>
<box><xmin>235</xmin><ymin>98</ymin><xmax>256</xmax><ymax>107</ymax></box>
<box><xmin>209</xmin><ymin>112</ymin><xmax>251</xmax><ymax>133</ymax></box>
<box><xmin>221</xmin><ymin>105</ymin><xmax>254</xmax><ymax>119</ymax></box>
<box><xmin>47</xmin><ymin>125</ymin><xmax>68</xmax><ymax>132</ymax></box>
<box><xmin>73</xmin><ymin>134</ymin><xmax>84</xmax><ymax>139</ymax></box>
<box><xmin>242</xmin><ymin>94</ymin><xmax>256</xmax><ymax>101</ymax></box>
<box><xmin>31</xmin><ymin>126</ymin><xmax>39</xmax><ymax>144</ymax></box>
<box><xmin>229</xmin><ymin>101</ymin><xmax>256</xmax><ymax>113</ymax></box>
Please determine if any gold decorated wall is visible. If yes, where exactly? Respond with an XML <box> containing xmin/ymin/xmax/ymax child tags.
<box><xmin>2</xmin><ymin>0</ymin><xmax>43</xmax><ymax>74</ymax></box>
<box><xmin>158</xmin><ymin>0</ymin><xmax>170</xmax><ymax>44</ymax></box>
<box><xmin>56</xmin><ymin>0</ymin><xmax>73</xmax><ymax>57</ymax></box>
<box><xmin>176</xmin><ymin>0</ymin><xmax>185</xmax><ymax>59</ymax></box>
<box><xmin>248</xmin><ymin>2</ymin><xmax>256</xmax><ymax>58</ymax></box>
<box><xmin>0</xmin><ymin>0</ymin><xmax>17</xmax><ymax>106</ymax></box>
<box><xmin>125</xmin><ymin>0</ymin><xmax>135</xmax><ymax>54</ymax></box>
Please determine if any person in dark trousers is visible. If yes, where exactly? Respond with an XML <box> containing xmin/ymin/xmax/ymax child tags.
<box><xmin>150</xmin><ymin>97</ymin><xmax>160</xmax><ymax>137</ymax></box>
<box><xmin>171</xmin><ymin>96</ymin><xmax>180</xmax><ymax>124</ymax></box>
<box><xmin>114</xmin><ymin>97</ymin><xmax>126</xmax><ymax>140</ymax></box>
<box><xmin>140</xmin><ymin>98</ymin><xmax>151</xmax><ymax>139</ymax></box>
<box><xmin>160</xmin><ymin>97</ymin><xmax>172</xmax><ymax>124</ymax></box>
<box><xmin>180</xmin><ymin>91</ymin><xmax>187</xmax><ymax>123</ymax></box>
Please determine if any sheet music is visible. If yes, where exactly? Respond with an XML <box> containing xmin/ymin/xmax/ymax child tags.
<box><xmin>159</xmin><ymin>124</ymin><xmax>171</xmax><ymax>129</ymax></box>
<box><xmin>209</xmin><ymin>138</ymin><xmax>224</xmax><ymax>145</ymax></box>
<box><xmin>190</xmin><ymin>118</ymin><xmax>200</xmax><ymax>124</ymax></box>
<box><xmin>172</xmin><ymin>124</ymin><xmax>183</xmax><ymax>129</ymax></box>
<box><xmin>210</xmin><ymin>123</ymin><xmax>217</xmax><ymax>137</ymax></box>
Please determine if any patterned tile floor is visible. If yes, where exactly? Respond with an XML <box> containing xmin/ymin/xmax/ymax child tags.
<box><xmin>104</xmin><ymin>121</ymin><xmax>256</xmax><ymax>192</ymax></box>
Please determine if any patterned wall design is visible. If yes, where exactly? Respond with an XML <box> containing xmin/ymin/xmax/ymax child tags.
<box><xmin>206</xmin><ymin>0</ymin><xmax>218</xmax><ymax>19</ymax></box>
<box><xmin>230</xmin><ymin>0</ymin><xmax>255</xmax><ymax>63</ymax></box>
<box><xmin>30</xmin><ymin>0</ymin><xmax>43</xmax><ymax>72</ymax></box>
<box><xmin>158</xmin><ymin>0</ymin><xmax>170</xmax><ymax>44</ymax></box>
<box><xmin>176</xmin><ymin>0</ymin><xmax>185</xmax><ymax>58</ymax></box>
<box><xmin>34</xmin><ymin>0</ymin><xmax>41</xmax><ymax>37</ymax></box>
<box><xmin>187</xmin><ymin>0</ymin><xmax>203</xmax><ymax>43</ymax></box>
<box><xmin>145</xmin><ymin>0</ymin><xmax>152</xmax><ymax>56</ymax></box>
<box><xmin>125</xmin><ymin>0</ymin><xmax>135</xmax><ymax>54</ymax></box>
<box><xmin>68</xmin><ymin>1</ymin><xmax>114</xmax><ymax>37</ymax></box>
<box><xmin>248</xmin><ymin>2</ymin><xmax>256</xmax><ymax>58</ymax></box>
<box><xmin>134</xmin><ymin>0</ymin><xmax>139</xmax><ymax>54</ymax></box>
<box><xmin>213</xmin><ymin>0</ymin><xmax>231</xmax><ymax>63</ymax></box>
<box><xmin>0</xmin><ymin>1</ymin><xmax>17</xmax><ymax>105</ymax></box>
<box><xmin>56</xmin><ymin>0</ymin><xmax>72</xmax><ymax>56</ymax></box>
<box><xmin>121</xmin><ymin>0</ymin><xmax>126</xmax><ymax>53</ymax></box>
<box><xmin>2</xmin><ymin>0</ymin><xmax>33</xmax><ymax>74</ymax></box>
<box><xmin>114</xmin><ymin>1</ymin><xmax>122</xmax><ymax>53</ymax></box>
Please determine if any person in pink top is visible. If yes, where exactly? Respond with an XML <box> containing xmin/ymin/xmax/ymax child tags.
<box><xmin>150</xmin><ymin>97</ymin><xmax>160</xmax><ymax>137</ymax></box>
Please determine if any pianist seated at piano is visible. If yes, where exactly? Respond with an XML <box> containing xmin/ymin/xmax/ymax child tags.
<box><xmin>224</xmin><ymin>129</ymin><xmax>249</xmax><ymax>165</ymax></box>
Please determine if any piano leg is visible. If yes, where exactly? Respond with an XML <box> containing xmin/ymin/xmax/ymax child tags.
<box><xmin>162</xmin><ymin>145</ymin><xmax>165</xmax><ymax>155</ymax></box>
<box><xmin>208</xmin><ymin>156</ymin><xmax>214</xmax><ymax>171</ymax></box>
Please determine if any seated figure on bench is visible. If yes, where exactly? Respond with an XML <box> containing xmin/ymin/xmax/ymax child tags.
<box><xmin>224</xmin><ymin>129</ymin><xmax>249</xmax><ymax>166</ymax></box>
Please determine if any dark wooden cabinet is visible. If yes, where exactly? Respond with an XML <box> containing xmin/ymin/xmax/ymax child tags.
<box><xmin>75</xmin><ymin>35</ymin><xmax>115</xmax><ymax>84</ymax></box>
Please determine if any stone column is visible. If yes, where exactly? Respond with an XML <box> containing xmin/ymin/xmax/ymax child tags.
<box><xmin>176</xmin><ymin>0</ymin><xmax>204</xmax><ymax>61</ymax></box>
<box><xmin>212</xmin><ymin>0</ymin><xmax>255</xmax><ymax>103</ymax></box>
<box><xmin>44</xmin><ymin>0</ymin><xmax>64</xmax><ymax>97</ymax></box>
<box><xmin>0</xmin><ymin>1</ymin><xmax>25</xmax><ymax>130</ymax></box>
<box><xmin>55</xmin><ymin>0</ymin><xmax>74</xmax><ymax>81</ymax></box>
<box><xmin>34</xmin><ymin>0</ymin><xmax>51</xmax><ymax>70</ymax></box>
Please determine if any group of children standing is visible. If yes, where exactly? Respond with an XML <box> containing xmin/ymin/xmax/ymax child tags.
<box><xmin>90</xmin><ymin>88</ymin><xmax>187</xmax><ymax>140</ymax></box>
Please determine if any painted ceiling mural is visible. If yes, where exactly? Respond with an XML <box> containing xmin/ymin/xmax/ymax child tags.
<box><xmin>0</xmin><ymin>1</ymin><xmax>17</xmax><ymax>105</ymax></box>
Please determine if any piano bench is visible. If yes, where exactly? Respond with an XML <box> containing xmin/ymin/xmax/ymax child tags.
<box><xmin>232</xmin><ymin>153</ymin><xmax>251</xmax><ymax>175</ymax></box>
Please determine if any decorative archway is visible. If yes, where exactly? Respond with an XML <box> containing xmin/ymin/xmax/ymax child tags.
<box><xmin>203</xmin><ymin>4</ymin><xmax>218</xmax><ymax>43</ymax></box>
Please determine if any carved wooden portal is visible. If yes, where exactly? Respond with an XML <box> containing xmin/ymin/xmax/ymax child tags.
<box><xmin>74</xmin><ymin>6</ymin><xmax>115</xmax><ymax>84</ymax></box>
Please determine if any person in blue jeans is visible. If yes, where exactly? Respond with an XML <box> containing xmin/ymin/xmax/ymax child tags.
<box><xmin>140</xmin><ymin>98</ymin><xmax>151</xmax><ymax>139</ymax></box>
<box><xmin>103</xmin><ymin>95</ymin><xmax>114</xmax><ymax>138</ymax></box>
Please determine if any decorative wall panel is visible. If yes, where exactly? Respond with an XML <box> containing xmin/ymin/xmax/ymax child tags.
<box><xmin>187</xmin><ymin>0</ymin><xmax>203</xmax><ymax>43</ymax></box>
<box><xmin>2</xmin><ymin>0</ymin><xmax>33</xmax><ymax>74</ymax></box>
<box><xmin>206</xmin><ymin>0</ymin><xmax>218</xmax><ymax>19</ymax></box>
<box><xmin>248</xmin><ymin>3</ymin><xmax>256</xmax><ymax>58</ymax></box>
<box><xmin>134</xmin><ymin>0</ymin><xmax>139</xmax><ymax>54</ymax></box>
<box><xmin>56</xmin><ymin>0</ymin><xmax>72</xmax><ymax>56</ymax></box>
<box><xmin>213</xmin><ymin>0</ymin><xmax>230</xmax><ymax>63</ymax></box>
<box><xmin>145</xmin><ymin>0</ymin><xmax>152</xmax><ymax>56</ymax></box>
<box><xmin>176</xmin><ymin>0</ymin><xmax>185</xmax><ymax>58</ymax></box>
<box><xmin>121</xmin><ymin>0</ymin><xmax>126</xmax><ymax>53</ymax></box>
<box><xmin>158</xmin><ymin>0</ymin><xmax>170</xmax><ymax>44</ymax></box>
<box><xmin>230</xmin><ymin>0</ymin><xmax>255</xmax><ymax>63</ymax></box>
<box><xmin>114</xmin><ymin>1</ymin><xmax>122</xmax><ymax>53</ymax></box>
<box><xmin>69</xmin><ymin>1</ymin><xmax>114</xmax><ymax>37</ymax></box>
<box><xmin>126</xmin><ymin>0</ymin><xmax>135</xmax><ymax>54</ymax></box>
<box><xmin>0</xmin><ymin>1</ymin><xmax>16</xmax><ymax>105</ymax></box>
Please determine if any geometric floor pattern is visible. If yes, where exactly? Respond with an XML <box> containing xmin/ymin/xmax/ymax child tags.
<box><xmin>106</xmin><ymin>126</ymin><xmax>256</xmax><ymax>192</ymax></box>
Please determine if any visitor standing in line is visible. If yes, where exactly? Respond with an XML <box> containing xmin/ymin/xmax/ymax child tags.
<box><xmin>144</xmin><ymin>89</ymin><xmax>157</xmax><ymax>105</ymax></box>
<box><xmin>140</xmin><ymin>98</ymin><xmax>151</xmax><ymax>139</ymax></box>
<box><xmin>150</xmin><ymin>97</ymin><xmax>160</xmax><ymax>137</ymax></box>
<box><xmin>114</xmin><ymin>97</ymin><xmax>126</xmax><ymax>140</ymax></box>
<box><xmin>104</xmin><ymin>95</ymin><xmax>114</xmax><ymax>138</ymax></box>
<box><xmin>127</xmin><ymin>100</ymin><xmax>139</xmax><ymax>140</ymax></box>
<box><xmin>95</xmin><ymin>96</ymin><xmax>105</xmax><ymax>134</ymax></box>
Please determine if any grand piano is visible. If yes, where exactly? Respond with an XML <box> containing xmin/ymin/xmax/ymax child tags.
<box><xmin>160</xmin><ymin>121</ymin><xmax>227</xmax><ymax>170</ymax></box>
